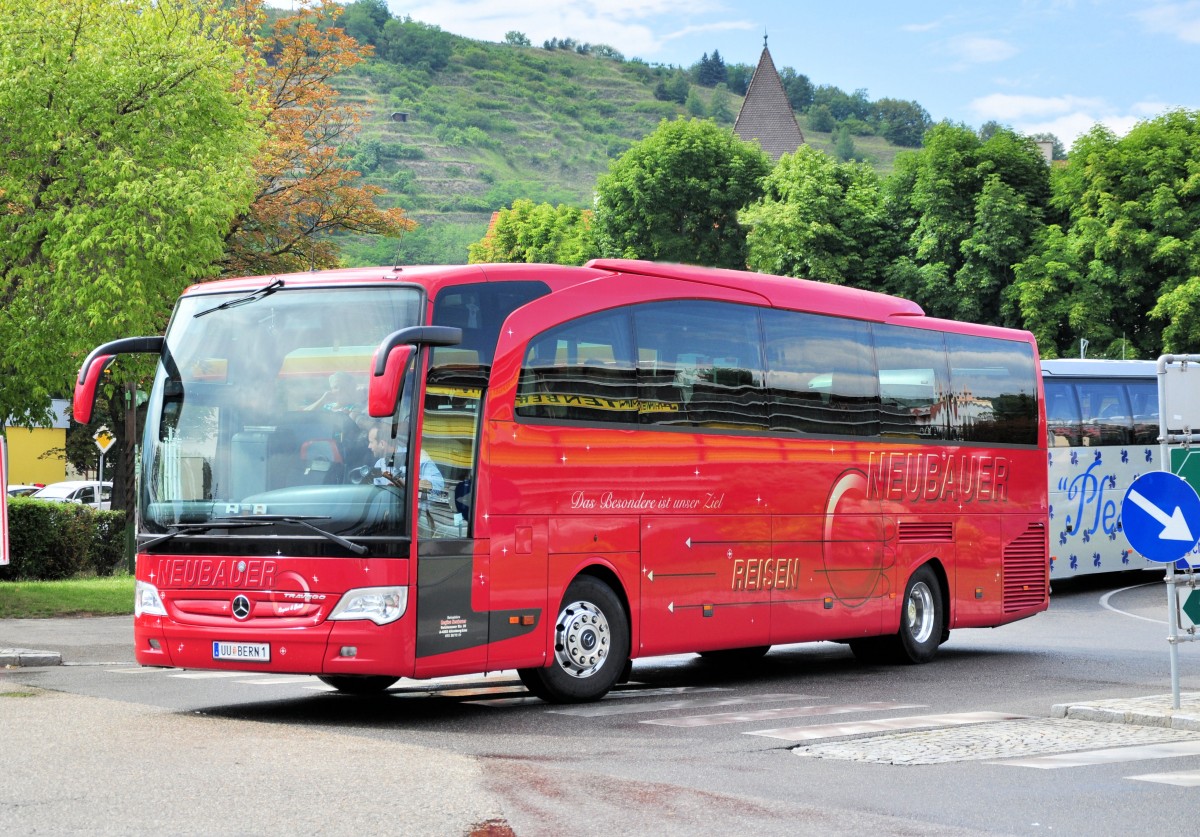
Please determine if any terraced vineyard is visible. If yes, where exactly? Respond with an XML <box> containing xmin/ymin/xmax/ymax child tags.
<box><xmin>330</xmin><ymin>33</ymin><xmax>907</xmax><ymax>266</ymax></box>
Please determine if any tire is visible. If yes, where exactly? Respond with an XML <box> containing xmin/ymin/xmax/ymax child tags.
<box><xmin>849</xmin><ymin>565</ymin><xmax>944</xmax><ymax>666</ymax></box>
<box><xmin>317</xmin><ymin>674</ymin><xmax>399</xmax><ymax>695</ymax></box>
<box><xmin>697</xmin><ymin>645</ymin><xmax>771</xmax><ymax>664</ymax></box>
<box><xmin>517</xmin><ymin>575</ymin><xmax>630</xmax><ymax>704</ymax></box>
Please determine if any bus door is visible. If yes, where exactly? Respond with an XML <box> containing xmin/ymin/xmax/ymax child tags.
<box><xmin>412</xmin><ymin>351</ymin><xmax>491</xmax><ymax>678</ymax></box>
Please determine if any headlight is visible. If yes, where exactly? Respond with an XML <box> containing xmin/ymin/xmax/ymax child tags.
<box><xmin>134</xmin><ymin>580</ymin><xmax>167</xmax><ymax>617</ymax></box>
<box><xmin>328</xmin><ymin>586</ymin><xmax>407</xmax><ymax>625</ymax></box>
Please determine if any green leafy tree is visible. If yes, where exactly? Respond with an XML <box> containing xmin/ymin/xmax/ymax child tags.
<box><xmin>807</xmin><ymin>104</ymin><xmax>835</xmax><ymax>133</ymax></box>
<box><xmin>468</xmin><ymin>200</ymin><xmax>596</xmax><ymax>265</ymax></box>
<box><xmin>503</xmin><ymin>31</ymin><xmax>531</xmax><ymax>47</ymax></box>
<box><xmin>742</xmin><ymin>146</ymin><xmax>896</xmax><ymax>287</ymax></box>
<box><xmin>708</xmin><ymin>83</ymin><xmax>735</xmax><ymax>124</ymax></box>
<box><xmin>873</xmin><ymin>98</ymin><xmax>931</xmax><ymax>147</ymax></box>
<box><xmin>1012</xmin><ymin>112</ymin><xmax>1200</xmax><ymax>356</ymax></box>
<box><xmin>593</xmin><ymin>118</ymin><xmax>771</xmax><ymax>269</ymax></box>
<box><xmin>779</xmin><ymin>68</ymin><xmax>815</xmax><ymax>113</ymax></box>
<box><xmin>0</xmin><ymin>0</ymin><xmax>261</xmax><ymax>432</ymax></box>
<box><xmin>339</xmin><ymin>0</ymin><xmax>389</xmax><ymax>47</ymax></box>
<box><xmin>833</xmin><ymin>125</ymin><xmax>858</xmax><ymax>162</ymax></box>
<box><xmin>882</xmin><ymin>122</ymin><xmax>1050</xmax><ymax>323</ymax></box>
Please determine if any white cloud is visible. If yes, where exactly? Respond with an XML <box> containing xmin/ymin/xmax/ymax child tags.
<box><xmin>393</xmin><ymin>1</ymin><xmax>740</xmax><ymax>57</ymax></box>
<box><xmin>968</xmin><ymin>93</ymin><xmax>1173</xmax><ymax>147</ymax></box>
<box><xmin>1134</xmin><ymin>1</ymin><xmax>1200</xmax><ymax>44</ymax></box>
<box><xmin>969</xmin><ymin>93</ymin><xmax>1107</xmax><ymax>120</ymax></box>
<box><xmin>946</xmin><ymin>35</ymin><xmax>1019</xmax><ymax>64</ymax></box>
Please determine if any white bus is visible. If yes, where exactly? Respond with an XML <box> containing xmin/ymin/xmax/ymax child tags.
<box><xmin>1044</xmin><ymin>358</ymin><xmax>1200</xmax><ymax>578</ymax></box>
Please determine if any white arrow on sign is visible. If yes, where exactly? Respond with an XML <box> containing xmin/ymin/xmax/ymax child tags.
<box><xmin>1128</xmin><ymin>489</ymin><xmax>1195</xmax><ymax>542</ymax></box>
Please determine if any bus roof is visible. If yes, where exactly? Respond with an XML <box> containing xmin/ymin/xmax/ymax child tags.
<box><xmin>181</xmin><ymin>263</ymin><xmax>610</xmax><ymax>298</ymax></box>
<box><xmin>586</xmin><ymin>259</ymin><xmax>925</xmax><ymax>322</ymax></box>
<box><xmin>1041</xmin><ymin>358</ymin><xmax>1159</xmax><ymax>378</ymax></box>
<box><xmin>183</xmin><ymin>260</ymin><xmax>1033</xmax><ymax>342</ymax></box>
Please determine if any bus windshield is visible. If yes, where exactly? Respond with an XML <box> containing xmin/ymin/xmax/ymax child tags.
<box><xmin>141</xmin><ymin>286</ymin><xmax>424</xmax><ymax>547</ymax></box>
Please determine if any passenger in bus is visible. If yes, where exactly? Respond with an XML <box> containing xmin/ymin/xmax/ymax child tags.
<box><xmin>304</xmin><ymin>371</ymin><xmax>363</xmax><ymax>416</ymax></box>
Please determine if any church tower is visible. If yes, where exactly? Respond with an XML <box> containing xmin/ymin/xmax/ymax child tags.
<box><xmin>734</xmin><ymin>36</ymin><xmax>805</xmax><ymax>161</ymax></box>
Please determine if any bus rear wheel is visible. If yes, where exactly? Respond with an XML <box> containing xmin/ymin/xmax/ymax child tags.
<box><xmin>518</xmin><ymin>576</ymin><xmax>630</xmax><ymax>704</ymax></box>
<box><xmin>849</xmin><ymin>565</ymin><xmax>944</xmax><ymax>665</ymax></box>
<box><xmin>317</xmin><ymin>674</ymin><xmax>399</xmax><ymax>695</ymax></box>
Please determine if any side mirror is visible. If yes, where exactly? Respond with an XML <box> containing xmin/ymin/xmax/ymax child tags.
<box><xmin>74</xmin><ymin>337</ymin><xmax>164</xmax><ymax>424</ymax></box>
<box><xmin>368</xmin><ymin>345</ymin><xmax>413</xmax><ymax>418</ymax></box>
<box><xmin>367</xmin><ymin>326</ymin><xmax>462</xmax><ymax>418</ymax></box>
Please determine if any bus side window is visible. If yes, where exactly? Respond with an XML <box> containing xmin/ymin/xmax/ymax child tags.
<box><xmin>1125</xmin><ymin>380</ymin><xmax>1159</xmax><ymax>445</ymax></box>
<box><xmin>1076</xmin><ymin>382</ymin><xmax>1133</xmax><ymax>446</ymax></box>
<box><xmin>762</xmin><ymin>310</ymin><xmax>878</xmax><ymax>437</ymax></box>
<box><xmin>1043</xmin><ymin>381</ymin><xmax>1082</xmax><ymax>447</ymax></box>
<box><xmin>516</xmin><ymin>310</ymin><xmax>636</xmax><ymax>424</ymax></box>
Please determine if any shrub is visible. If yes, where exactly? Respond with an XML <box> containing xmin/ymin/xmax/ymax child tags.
<box><xmin>1</xmin><ymin>499</ymin><xmax>126</xmax><ymax>580</ymax></box>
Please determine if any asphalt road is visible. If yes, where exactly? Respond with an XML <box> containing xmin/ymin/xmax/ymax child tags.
<box><xmin>5</xmin><ymin>572</ymin><xmax>1200</xmax><ymax>836</ymax></box>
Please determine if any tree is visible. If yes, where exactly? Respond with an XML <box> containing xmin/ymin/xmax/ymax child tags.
<box><xmin>0</xmin><ymin>0</ymin><xmax>262</xmax><ymax>430</ymax></box>
<box><xmin>807</xmin><ymin>104</ymin><xmax>835</xmax><ymax>133</ymax></box>
<box><xmin>219</xmin><ymin>0</ymin><xmax>413</xmax><ymax>277</ymax></box>
<box><xmin>779</xmin><ymin>68</ymin><xmax>814</xmax><ymax>113</ymax></box>
<box><xmin>593</xmin><ymin>119</ymin><xmax>771</xmax><ymax>269</ymax></box>
<box><xmin>1010</xmin><ymin>112</ymin><xmax>1200</xmax><ymax>357</ymax></box>
<box><xmin>503</xmin><ymin>31</ymin><xmax>531</xmax><ymax>47</ymax></box>
<box><xmin>873</xmin><ymin>98</ymin><xmax>931</xmax><ymax>147</ymax></box>
<box><xmin>833</xmin><ymin>125</ymin><xmax>859</xmax><ymax>162</ymax></box>
<box><xmin>695</xmin><ymin>50</ymin><xmax>727</xmax><ymax>87</ymax></box>
<box><xmin>742</xmin><ymin>146</ymin><xmax>896</xmax><ymax>287</ymax></box>
<box><xmin>468</xmin><ymin>200</ymin><xmax>596</xmax><ymax>265</ymax></box>
<box><xmin>882</xmin><ymin>122</ymin><xmax>1051</xmax><ymax>323</ymax></box>
<box><xmin>339</xmin><ymin>0</ymin><xmax>389</xmax><ymax>47</ymax></box>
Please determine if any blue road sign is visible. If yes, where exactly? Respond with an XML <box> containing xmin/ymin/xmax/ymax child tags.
<box><xmin>1122</xmin><ymin>471</ymin><xmax>1200</xmax><ymax>564</ymax></box>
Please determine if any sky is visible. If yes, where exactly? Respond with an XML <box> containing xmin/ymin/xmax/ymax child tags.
<box><xmin>372</xmin><ymin>0</ymin><xmax>1200</xmax><ymax>148</ymax></box>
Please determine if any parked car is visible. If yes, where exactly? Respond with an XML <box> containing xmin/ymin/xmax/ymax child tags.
<box><xmin>6</xmin><ymin>484</ymin><xmax>43</xmax><ymax>497</ymax></box>
<box><xmin>29</xmin><ymin>480</ymin><xmax>112</xmax><ymax>510</ymax></box>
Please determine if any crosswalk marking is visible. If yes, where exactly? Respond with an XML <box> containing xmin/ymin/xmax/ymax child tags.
<box><xmin>751</xmin><ymin>710</ymin><xmax>1027</xmax><ymax>742</ymax></box>
<box><xmin>1128</xmin><ymin>769</ymin><xmax>1200</xmax><ymax>786</ymax></box>
<box><xmin>548</xmin><ymin>692</ymin><xmax>807</xmax><ymax>718</ymax></box>
<box><xmin>994</xmin><ymin>740</ymin><xmax>1200</xmax><ymax>769</ymax></box>
<box><xmin>468</xmin><ymin>685</ymin><xmax>733</xmax><ymax>709</ymax></box>
<box><xmin>645</xmin><ymin>701</ymin><xmax>926</xmax><ymax>728</ymax></box>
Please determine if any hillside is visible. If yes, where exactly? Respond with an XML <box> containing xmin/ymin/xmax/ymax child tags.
<box><xmin>332</xmin><ymin>32</ymin><xmax>909</xmax><ymax>266</ymax></box>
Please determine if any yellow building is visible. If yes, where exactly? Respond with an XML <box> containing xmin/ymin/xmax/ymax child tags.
<box><xmin>4</xmin><ymin>399</ymin><xmax>69</xmax><ymax>486</ymax></box>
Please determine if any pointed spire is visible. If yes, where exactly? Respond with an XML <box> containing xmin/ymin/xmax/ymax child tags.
<box><xmin>734</xmin><ymin>38</ymin><xmax>805</xmax><ymax>161</ymax></box>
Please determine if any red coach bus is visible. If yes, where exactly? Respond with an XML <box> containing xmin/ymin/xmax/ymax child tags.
<box><xmin>75</xmin><ymin>260</ymin><xmax>1048</xmax><ymax>703</ymax></box>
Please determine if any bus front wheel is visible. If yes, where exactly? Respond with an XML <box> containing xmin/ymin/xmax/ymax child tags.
<box><xmin>849</xmin><ymin>565</ymin><xmax>944</xmax><ymax>665</ymax></box>
<box><xmin>518</xmin><ymin>576</ymin><xmax>630</xmax><ymax>704</ymax></box>
<box><xmin>317</xmin><ymin>674</ymin><xmax>399</xmax><ymax>695</ymax></box>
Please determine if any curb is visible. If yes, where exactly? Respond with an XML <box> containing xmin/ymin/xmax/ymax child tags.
<box><xmin>1052</xmin><ymin>696</ymin><xmax>1200</xmax><ymax>732</ymax></box>
<box><xmin>1</xmin><ymin>648</ymin><xmax>63</xmax><ymax>668</ymax></box>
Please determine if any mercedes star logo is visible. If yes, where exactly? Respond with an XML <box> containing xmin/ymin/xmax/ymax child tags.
<box><xmin>232</xmin><ymin>595</ymin><xmax>251</xmax><ymax>620</ymax></box>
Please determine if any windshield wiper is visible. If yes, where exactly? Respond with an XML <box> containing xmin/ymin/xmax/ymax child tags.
<box><xmin>141</xmin><ymin>514</ymin><xmax>368</xmax><ymax>556</ymax></box>
<box><xmin>141</xmin><ymin>521</ymin><xmax>267</xmax><ymax>552</ymax></box>
<box><xmin>193</xmin><ymin>278</ymin><xmax>284</xmax><ymax>318</ymax></box>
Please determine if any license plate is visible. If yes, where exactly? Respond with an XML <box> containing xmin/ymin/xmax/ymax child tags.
<box><xmin>212</xmin><ymin>641</ymin><xmax>270</xmax><ymax>662</ymax></box>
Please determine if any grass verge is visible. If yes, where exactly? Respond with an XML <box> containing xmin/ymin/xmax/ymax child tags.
<box><xmin>0</xmin><ymin>575</ymin><xmax>135</xmax><ymax>618</ymax></box>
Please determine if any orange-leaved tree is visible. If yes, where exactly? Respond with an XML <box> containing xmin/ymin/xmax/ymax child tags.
<box><xmin>221</xmin><ymin>0</ymin><xmax>413</xmax><ymax>277</ymax></box>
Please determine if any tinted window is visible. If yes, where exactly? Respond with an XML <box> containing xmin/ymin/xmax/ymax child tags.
<box><xmin>516</xmin><ymin>309</ymin><xmax>637</xmax><ymax>424</ymax></box>
<box><xmin>1077</xmin><ymin>382</ymin><xmax>1133</xmax><ymax>446</ymax></box>
<box><xmin>631</xmin><ymin>301</ymin><xmax>768</xmax><ymax>430</ymax></box>
<box><xmin>1044</xmin><ymin>380</ymin><xmax>1082</xmax><ymax>447</ymax></box>
<box><xmin>873</xmin><ymin>325</ymin><xmax>952</xmax><ymax>440</ymax></box>
<box><xmin>944</xmin><ymin>333</ymin><xmax>1039</xmax><ymax>445</ymax></box>
<box><xmin>762</xmin><ymin>310</ymin><xmax>879</xmax><ymax>436</ymax></box>
<box><xmin>1126</xmin><ymin>380</ymin><xmax>1159</xmax><ymax>444</ymax></box>
<box><xmin>432</xmin><ymin>281</ymin><xmax>549</xmax><ymax>365</ymax></box>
